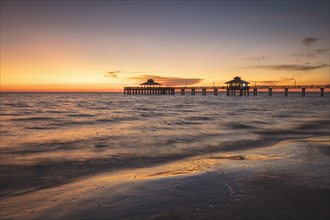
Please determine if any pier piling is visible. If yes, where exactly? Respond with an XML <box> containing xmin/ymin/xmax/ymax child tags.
<box><xmin>202</xmin><ymin>89</ymin><xmax>207</xmax><ymax>96</ymax></box>
<box><xmin>268</xmin><ymin>88</ymin><xmax>272</xmax><ymax>96</ymax></box>
<box><xmin>284</xmin><ymin>88</ymin><xmax>289</xmax><ymax>96</ymax></box>
<box><xmin>253</xmin><ymin>88</ymin><xmax>258</xmax><ymax>96</ymax></box>
<box><xmin>181</xmin><ymin>89</ymin><xmax>185</xmax><ymax>95</ymax></box>
<box><xmin>302</xmin><ymin>88</ymin><xmax>306</xmax><ymax>96</ymax></box>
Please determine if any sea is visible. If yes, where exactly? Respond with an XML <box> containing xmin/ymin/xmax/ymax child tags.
<box><xmin>0</xmin><ymin>92</ymin><xmax>329</xmax><ymax>197</ymax></box>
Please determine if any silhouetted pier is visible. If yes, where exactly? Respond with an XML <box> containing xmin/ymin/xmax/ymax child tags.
<box><xmin>124</xmin><ymin>77</ymin><xmax>329</xmax><ymax>97</ymax></box>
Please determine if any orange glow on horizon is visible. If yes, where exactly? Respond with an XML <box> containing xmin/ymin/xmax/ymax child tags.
<box><xmin>0</xmin><ymin>84</ymin><xmax>123</xmax><ymax>93</ymax></box>
<box><xmin>1</xmin><ymin>83</ymin><xmax>329</xmax><ymax>93</ymax></box>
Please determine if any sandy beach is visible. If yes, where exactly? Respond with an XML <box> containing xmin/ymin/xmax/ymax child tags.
<box><xmin>1</xmin><ymin>136</ymin><xmax>329</xmax><ymax>220</ymax></box>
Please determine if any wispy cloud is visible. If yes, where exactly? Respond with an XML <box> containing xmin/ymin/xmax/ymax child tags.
<box><xmin>252</xmin><ymin>64</ymin><xmax>329</xmax><ymax>71</ymax></box>
<box><xmin>256</xmin><ymin>80</ymin><xmax>282</xmax><ymax>84</ymax></box>
<box><xmin>104</xmin><ymin>71</ymin><xmax>120</xmax><ymax>78</ymax></box>
<box><xmin>255</xmin><ymin>77</ymin><xmax>297</xmax><ymax>85</ymax></box>
<box><xmin>229</xmin><ymin>15</ymin><xmax>313</xmax><ymax>22</ymax></box>
<box><xmin>131</xmin><ymin>75</ymin><xmax>204</xmax><ymax>86</ymax></box>
<box><xmin>245</xmin><ymin>56</ymin><xmax>266</xmax><ymax>61</ymax></box>
<box><xmin>280</xmin><ymin>77</ymin><xmax>296</xmax><ymax>81</ymax></box>
<box><xmin>104</xmin><ymin>71</ymin><xmax>155</xmax><ymax>78</ymax></box>
<box><xmin>302</xmin><ymin>37</ymin><xmax>318</xmax><ymax>47</ymax></box>
<box><xmin>292</xmin><ymin>48</ymin><xmax>329</xmax><ymax>59</ymax></box>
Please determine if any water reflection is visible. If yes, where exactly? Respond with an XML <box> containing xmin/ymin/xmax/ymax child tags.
<box><xmin>0</xmin><ymin>93</ymin><xmax>329</xmax><ymax>198</ymax></box>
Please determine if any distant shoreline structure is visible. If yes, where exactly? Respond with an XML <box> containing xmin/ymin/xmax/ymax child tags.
<box><xmin>124</xmin><ymin>77</ymin><xmax>330</xmax><ymax>96</ymax></box>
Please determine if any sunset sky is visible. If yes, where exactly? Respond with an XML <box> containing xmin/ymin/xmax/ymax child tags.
<box><xmin>1</xmin><ymin>1</ymin><xmax>329</xmax><ymax>92</ymax></box>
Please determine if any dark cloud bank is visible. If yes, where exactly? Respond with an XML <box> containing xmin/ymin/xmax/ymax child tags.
<box><xmin>253</xmin><ymin>64</ymin><xmax>329</xmax><ymax>71</ymax></box>
<box><xmin>104</xmin><ymin>71</ymin><xmax>203</xmax><ymax>86</ymax></box>
<box><xmin>302</xmin><ymin>37</ymin><xmax>318</xmax><ymax>47</ymax></box>
<box><xmin>134</xmin><ymin>75</ymin><xmax>204</xmax><ymax>86</ymax></box>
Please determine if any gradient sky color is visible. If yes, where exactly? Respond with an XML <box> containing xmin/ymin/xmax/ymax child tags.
<box><xmin>1</xmin><ymin>1</ymin><xmax>329</xmax><ymax>92</ymax></box>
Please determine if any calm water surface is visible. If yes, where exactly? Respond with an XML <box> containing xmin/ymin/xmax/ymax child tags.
<box><xmin>0</xmin><ymin>92</ymin><xmax>329</xmax><ymax>197</ymax></box>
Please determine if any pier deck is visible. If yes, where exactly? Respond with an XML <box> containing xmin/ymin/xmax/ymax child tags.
<box><xmin>124</xmin><ymin>84</ymin><xmax>329</xmax><ymax>96</ymax></box>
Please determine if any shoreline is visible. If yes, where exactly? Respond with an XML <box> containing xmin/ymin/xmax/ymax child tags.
<box><xmin>1</xmin><ymin>136</ymin><xmax>329</xmax><ymax>219</ymax></box>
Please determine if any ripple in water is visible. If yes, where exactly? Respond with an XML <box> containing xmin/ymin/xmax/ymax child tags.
<box><xmin>0</xmin><ymin>92</ymin><xmax>329</xmax><ymax>196</ymax></box>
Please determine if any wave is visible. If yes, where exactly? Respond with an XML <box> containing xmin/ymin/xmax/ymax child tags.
<box><xmin>11</xmin><ymin>117</ymin><xmax>56</xmax><ymax>121</ymax></box>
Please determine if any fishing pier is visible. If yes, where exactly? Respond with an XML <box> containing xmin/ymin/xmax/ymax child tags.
<box><xmin>124</xmin><ymin>77</ymin><xmax>329</xmax><ymax>96</ymax></box>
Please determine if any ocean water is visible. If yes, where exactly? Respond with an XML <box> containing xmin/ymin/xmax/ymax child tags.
<box><xmin>0</xmin><ymin>92</ymin><xmax>329</xmax><ymax>197</ymax></box>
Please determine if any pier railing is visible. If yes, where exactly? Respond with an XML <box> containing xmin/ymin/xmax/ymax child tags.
<box><xmin>123</xmin><ymin>84</ymin><xmax>329</xmax><ymax>96</ymax></box>
<box><xmin>125</xmin><ymin>85</ymin><xmax>329</xmax><ymax>90</ymax></box>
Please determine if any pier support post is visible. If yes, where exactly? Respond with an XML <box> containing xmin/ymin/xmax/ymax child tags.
<box><xmin>239</xmin><ymin>90</ymin><xmax>243</xmax><ymax>96</ymax></box>
<box><xmin>181</xmin><ymin>89</ymin><xmax>185</xmax><ymax>95</ymax></box>
<box><xmin>226</xmin><ymin>89</ymin><xmax>230</xmax><ymax>96</ymax></box>
<box><xmin>284</xmin><ymin>88</ymin><xmax>288</xmax><ymax>96</ymax></box>
<box><xmin>202</xmin><ymin>89</ymin><xmax>207</xmax><ymax>96</ymax></box>
<box><xmin>268</xmin><ymin>88</ymin><xmax>272</xmax><ymax>96</ymax></box>
<box><xmin>253</xmin><ymin>88</ymin><xmax>257</xmax><ymax>96</ymax></box>
<box><xmin>214</xmin><ymin>88</ymin><xmax>218</xmax><ymax>96</ymax></box>
<box><xmin>191</xmin><ymin>88</ymin><xmax>196</xmax><ymax>96</ymax></box>
<box><xmin>320</xmin><ymin>88</ymin><xmax>324</xmax><ymax>97</ymax></box>
<box><xmin>302</xmin><ymin>88</ymin><xmax>306</xmax><ymax>96</ymax></box>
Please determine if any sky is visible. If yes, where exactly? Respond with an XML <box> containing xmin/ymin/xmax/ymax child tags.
<box><xmin>1</xmin><ymin>0</ymin><xmax>329</xmax><ymax>92</ymax></box>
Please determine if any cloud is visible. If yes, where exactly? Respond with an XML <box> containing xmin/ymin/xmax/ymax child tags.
<box><xmin>256</xmin><ymin>80</ymin><xmax>282</xmax><ymax>84</ymax></box>
<box><xmin>104</xmin><ymin>71</ymin><xmax>157</xmax><ymax>78</ymax></box>
<box><xmin>292</xmin><ymin>48</ymin><xmax>329</xmax><ymax>59</ymax></box>
<box><xmin>104</xmin><ymin>71</ymin><xmax>120</xmax><ymax>78</ymax></box>
<box><xmin>230</xmin><ymin>15</ymin><xmax>313</xmax><ymax>22</ymax></box>
<box><xmin>131</xmin><ymin>75</ymin><xmax>204</xmax><ymax>86</ymax></box>
<box><xmin>256</xmin><ymin>77</ymin><xmax>296</xmax><ymax>84</ymax></box>
<box><xmin>245</xmin><ymin>56</ymin><xmax>266</xmax><ymax>61</ymax></box>
<box><xmin>302</xmin><ymin>37</ymin><xmax>318</xmax><ymax>47</ymax></box>
<box><xmin>280</xmin><ymin>77</ymin><xmax>296</xmax><ymax>81</ymax></box>
<box><xmin>254</xmin><ymin>76</ymin><xmax>299</xmax><ymax>85</ymax></box>
<box><xmin>252</xmin><ymin>64</ymin><xmax>329</xmax><ymax>71</ymax></box>
<box><xmin>312</xmin><ymin>48</ymin><xmax>330</xmax><ymax>57</ymax></box>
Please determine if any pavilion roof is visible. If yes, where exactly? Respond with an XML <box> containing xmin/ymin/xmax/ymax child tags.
<box><xmin>225</xmin><ymin>76</ymin><xmax>249</xmax><ymax>84</ymax></box>
<box><xmin>140</xmin><ymin>79</ymin><xmax>162</xmax><ymax>85</ymax></box>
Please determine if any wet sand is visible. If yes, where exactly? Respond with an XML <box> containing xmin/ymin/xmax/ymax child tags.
<box><xmin>1</xmin><ymin>137</ymin><xmax>329</xmax><ymax>220</ymax></box>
